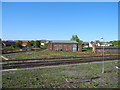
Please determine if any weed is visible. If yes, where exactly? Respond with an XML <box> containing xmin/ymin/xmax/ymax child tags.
<box><xmin>2</xmin><ymin>61</ymin><xmax>118</xmax><ymax>88</ymax></box>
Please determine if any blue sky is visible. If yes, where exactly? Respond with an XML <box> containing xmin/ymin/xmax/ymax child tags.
<box><xmin>2</xmin><ymin>2</ymin><xmax>118</xmax><ymax>42</ymax></box>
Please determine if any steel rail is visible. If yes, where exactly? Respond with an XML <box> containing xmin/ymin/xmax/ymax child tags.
<box><xmin>2</xmin><ymin>58</ymin><xmax>119</xmax><ymax>69</ymax></box>
<box><xmin>1</xmin><ymin>55</ymin><xmax>118</xmax><ymax>62</ymax></box>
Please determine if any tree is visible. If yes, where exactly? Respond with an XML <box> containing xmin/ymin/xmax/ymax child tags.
<box><xmin>16</xmin><ymin>40</ymin><xmax>23</xmax><ymax>49</ymax></box>
<box><xmin>90</xmin><ymin>41</ymin><xmax>94</xmax><ymax>43</ymax></box>
<box><xmin>26</xmin><ymin>40</ymin><xmax>41</xmax><ymax>48</ymax></box>
<box><xmin>26</xmin><ymin>40</ymin><xmax>35</xmax><ymax>48</ymax></box>
<box><xmin>44</xmin><ymin>43</ymin><xmax>48</xmax><ymax>48</ymax></box>
<box><xmin>70</xmin><ymin>35</ymin><xmax>82</xmax><ymax>42</ymax></box>
<box><xmin>26</xmin><ymin>41</ymin><xmax>31</xmax><ymax>47</ymax></box>
<box><xmin>30</xmin><ymin>40</ymin><xmax>35</xmax><ymax>46</ymax></box>
<box><xmin>34</xmin><ymin>40</ymin><xmax>41</xmax><ymax>48</ymax></box>
<box><xmin>10</xmin><ymin>45</ymin><xmax>15</xmax><ymax>48</ymax></box>
<box><xmin>109</xmin><ymin>40</ymin><xmax>120</xmax><ymax>45</ymax></box>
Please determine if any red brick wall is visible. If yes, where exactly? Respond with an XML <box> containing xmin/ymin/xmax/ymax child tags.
<box><xmin>48</xmin><ymin>43</ymin><xmax>53</xmax><ymax>50</ymax></box>
<box><xmin>48</xmin><ymin>43</ymin><xmax>82</xmax><ymax>51</ymax></box>
<box><xmin>93</xmin><ymin>48</ymin><xmax>119</xmax><ymax>53</ymax></box>
<box><xmin>78</xmin><ymin>43</ymin><xmax>82</xmax><ymax>51</ymax></box>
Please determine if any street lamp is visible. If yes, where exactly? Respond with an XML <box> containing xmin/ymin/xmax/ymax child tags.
<box><xmin>101</xmin><ymin>37</ymin><xmax>104</xmax><ymax>73</ymax></box>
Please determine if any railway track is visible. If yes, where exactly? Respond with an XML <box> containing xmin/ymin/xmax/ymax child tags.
<box><xmin>1</xmin><ymin>55</ymin><xmax>117</xmax><ymax>62</ymax></box>
<box><xmin>1</xmin><ymin>55</ymin><xmax>119</xmax><ymax>69</ymax></box>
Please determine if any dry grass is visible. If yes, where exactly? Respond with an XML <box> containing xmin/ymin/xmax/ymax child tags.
<box><xmin>2</xmin><ymin>61</ymin><xmax>119</xmax><ymax>88</ymax></box>
<box><xmin>5</xmin><ymin>50</ymin><xmax>119</xmax><ymax>60</ymax></box>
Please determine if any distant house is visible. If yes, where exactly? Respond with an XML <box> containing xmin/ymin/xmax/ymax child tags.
<box><xmin>48</xmin><ymin>40</ymin><xmax>82</xmax><ymax>52</ymax></box>
<box><xmin>40</xmin><ymin>40</ymin><xmax>49</xmax><ymax>46</ymax></box>
<box><xmin>21</xmin><ymin>40</ymin><xmax>29</xmax><ymax>46</ymax></box>
<box><xmin>2</xmin><ymin>42</ymin><xmax>6</xmax><ymax>46</ymax></box>
<box><xmin>2</xmin><ymin>40</ymin><xmax>16</xmax><ymax>46</ymax></box>
<box><xmin>92</xmin><ymin>45</ymin><xmax>120</xmax><ymax>53</ymax></box>
<box><xmin>82</xmin><ymin>42</ymin><xmax>89</xmax><ymax>48</ymax></box>
<box><xmin>14</xmin><ymin>40</ymin><xmax>29</xmax><ymax>47</ymax></box>
<box><xmin>22</xmin><ymin>42</ymin><xmax>28</xmax><ymax>46</ymax></box>
<box><xmin>100</xmin><ymin>42</ymin><xmax>113</xmax><ymax>46</ymax></box>
<box><xmin>89</xmin><ymin>40</ymin><xmax>113</xmax><ymax>47</ymax></box>
<box><xmin>89</xmin><ymin>42</ymin><xmax>93</xmax><ymax>47</ymax></box>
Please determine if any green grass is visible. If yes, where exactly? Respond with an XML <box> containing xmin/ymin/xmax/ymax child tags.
<box><xmin>2</xmin><ymin>61</ymin><xmax>119</xmax><ymax>88</ymax></box>
<box><xmin>6</xmin><ymin>50</ymin><xmax>119</xmax><ymax>60</ymax></box>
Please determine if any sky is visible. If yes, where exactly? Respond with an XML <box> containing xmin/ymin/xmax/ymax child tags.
<box><xmin>2</xmin><ymin>2</ymin><xmax>118</xmax><ymax>42</ymax></box>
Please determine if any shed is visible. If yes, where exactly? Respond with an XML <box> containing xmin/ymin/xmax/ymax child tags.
<box><xmin>48</xmin><ymin>40</ymin><xmax>82</xmax><ymax>52</ymax></box>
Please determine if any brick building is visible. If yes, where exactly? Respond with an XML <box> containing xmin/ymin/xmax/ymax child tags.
<box><xmin>92</xmin><ymin>45</ymin><xmax>120</xmax><ymax>53</ymax></box>
<box><xmin>48</xmin><ymin>40</ymin><xmax>82</xmax><ymax>52</ymax></box>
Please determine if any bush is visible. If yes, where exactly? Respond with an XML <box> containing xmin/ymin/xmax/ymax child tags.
<box><xmin>44</xmin><ymin>43</ymin><xmax>48</xmax><ymax>48</ymax></box>
<box><xmin>83</xmin><ymin>47</ymin><xmax>92</xmax><ymax>50</ymax></box>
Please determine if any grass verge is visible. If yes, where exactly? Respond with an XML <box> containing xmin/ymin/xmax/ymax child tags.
<box><xmin>2</xmin><ymin>61</ymin><xmax>119</xmax><ymax>88</ymax></box>
<box><xmin>4</xmin><ymin>50</ymin><xmax>119</xmax><ymax>60</ymax></box>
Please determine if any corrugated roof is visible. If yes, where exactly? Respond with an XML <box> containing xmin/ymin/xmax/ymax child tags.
<box><xmin>50</xmin><ymin>40</ymin><xmax>79</xmax><ymax>43</ymax></box>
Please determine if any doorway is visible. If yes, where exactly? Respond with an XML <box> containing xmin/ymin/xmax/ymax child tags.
<box><xmin>72</xmin><ymin>44</ymin><xmax>77</xmax><ymax>52</ymax></box>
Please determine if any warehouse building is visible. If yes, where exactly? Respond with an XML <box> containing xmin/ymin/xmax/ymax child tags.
<box><xmin>48</xmin><ymin>40</ymin><xmax>82</xmax><ymax>52</ymax></box>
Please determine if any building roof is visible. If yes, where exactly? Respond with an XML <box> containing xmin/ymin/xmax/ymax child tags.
<box><xmin>14</xmin><ymin>40</ymin><xmax>29</xmax><ymax>42</ymax></box>
<box><xmin>2</xmin><ymin>41</ymin><xmax>16</xmax><ymax>46</ymax></box>
<box><xmin>40</xmin><ymin>40</ymin><xmax>49</xmax><ymax>43</ymax></box>
<box><xmin>82</xmin><ymin>42</ymin><xmax>89</xmax><ymax>45</ymax></box>
<box><xmin>22</xmin><ymin>42</ymin><xmax>28</xmax><ymax>46</ymax></box>
<box><xmin>99</xmin><ymin>42</ymin><xmax>112</xmax><ymax>45</ymax></box>
<box><xmin>96</xmin><ymin>46</ymin><xmax>120</xmax><ymax>49</ymax></box>
<box><xmin>49</xmin><ymin>40</ymin><xmax>79</xmax><ymax>43</ymax></box>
